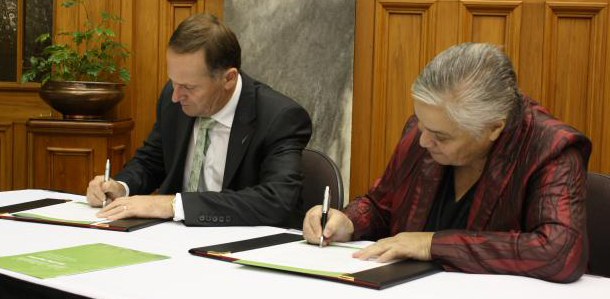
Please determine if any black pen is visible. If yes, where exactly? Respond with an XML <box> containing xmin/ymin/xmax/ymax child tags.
<box><xmin>319</xmin><ymin>186</ymin><xmax>330</xmax><ymax>248</ymax></box>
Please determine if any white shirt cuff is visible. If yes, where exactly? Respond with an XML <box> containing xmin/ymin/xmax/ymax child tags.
<box><xmin>173</xmin><ymin>193</ymin><xmax>185</xmax><ymax>221</ymax></box>
<box><xmin>117</xmin><ymin>181</ymin><xmax>130</xmax><ymax>197</ymax></box>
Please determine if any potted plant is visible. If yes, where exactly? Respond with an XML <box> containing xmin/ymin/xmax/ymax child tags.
<box><xmin>21</xmin><ymin>0</ymin><xmax>130</xmax><ymax>120</ymax></box>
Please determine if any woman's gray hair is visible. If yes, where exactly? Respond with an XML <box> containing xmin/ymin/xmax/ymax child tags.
<box><xmin>411</xmin><ymin>42</ymin><xmax>522</xmax><ymax>137</ymax></box>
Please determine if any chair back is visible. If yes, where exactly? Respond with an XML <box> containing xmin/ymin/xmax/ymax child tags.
<box><xmin>288</xmin><ymin>148</ymin><xmax>344</xmax><ymax>229</ymax></box>
<box><xmin>586</xmin><ymin>172</ymin><xmax>610</xmax><ymax>277</ymax></box>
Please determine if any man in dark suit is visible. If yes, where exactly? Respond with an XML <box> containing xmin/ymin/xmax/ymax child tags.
<box><xmin>86</xmin><ymin>14</ymin><xmax>312</xmax><ymax>227</ymax></box>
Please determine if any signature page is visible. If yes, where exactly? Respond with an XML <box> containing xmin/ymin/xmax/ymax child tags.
<box><xmin>12</xmin><ymin>201</ymin><xmax>108</xmax><ymax>224</ymax></box>
<box><xmin>229</xmin><ymin>240</ymin><xmax>393</xmax><ymax>276</ymax></box>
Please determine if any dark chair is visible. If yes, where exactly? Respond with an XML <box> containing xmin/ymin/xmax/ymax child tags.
<box><xmin>586</xmin><ymin>172</ymin><xmax>610</xmax><ymax>277</ymax></box>
<box><xmin>288</xmin><ymin>148</ymin><xmax>344</xmax><ymax>229</ymax></box>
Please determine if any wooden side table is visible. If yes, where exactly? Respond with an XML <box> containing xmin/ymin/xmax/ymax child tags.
<box><xmin>27</xmin><ymin>119</ymin><xmax>134</xmax><ymax>195</ymax></box>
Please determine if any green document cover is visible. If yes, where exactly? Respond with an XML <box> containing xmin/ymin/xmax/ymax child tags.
<box><xmin>0</xmin><ymin>243</ymin><xmax>170</xmax><ymax>279</ymax></box>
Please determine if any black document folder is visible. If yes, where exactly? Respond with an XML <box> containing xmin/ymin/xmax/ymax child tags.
<box><xmin>0</xmin><ymin>198</ymin><xmax>166</xmax><ymax>232</ymax></box>
<box><xmin>189</xmin><ymin>233</ymin><xmax>443</xmax><ymax>289</ymax></box>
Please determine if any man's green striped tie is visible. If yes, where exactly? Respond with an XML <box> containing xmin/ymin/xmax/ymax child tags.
<box><xmin>187</xmin><ymin>117</ymin><xmax>215</xmax><ymax>192</ymax></box>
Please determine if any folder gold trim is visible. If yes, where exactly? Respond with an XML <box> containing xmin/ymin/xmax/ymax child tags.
<box><xmin>207</xmin><ymin>251</ymin><xmax>231</xmax><ymax>256</ymax></box>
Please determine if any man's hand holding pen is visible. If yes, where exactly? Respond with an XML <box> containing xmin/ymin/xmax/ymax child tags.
<box><xmin>85</xmin><ymin>175</ymin><xmax>126</xmax><ymax>208</ymax></box>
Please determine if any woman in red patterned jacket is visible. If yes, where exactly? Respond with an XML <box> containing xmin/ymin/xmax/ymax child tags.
<box><xmin>303</xmin><ymin>42</ymin><xmax>591</xmax><ymax>283</ymax></box>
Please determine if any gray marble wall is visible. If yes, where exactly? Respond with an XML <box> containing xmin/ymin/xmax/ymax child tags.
<box><xmin>225</xmin><ymin>0</ymin><xmax>355</xmax><ymax>199</ymax></box>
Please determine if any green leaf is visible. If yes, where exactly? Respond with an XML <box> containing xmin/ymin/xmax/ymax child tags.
<box><xmin>118</xmin><ymin>68</ymin><xmax>130</xmax><ymax>83</ymax></box>
<box><xmin>29</xmin><ymin>57</ymin><xmax>39</xmax><ymax>67</ymax></box>
<box><xmin>61</xmin><ymin>1</ymin><xmax>76</xmax><ymax>8</ymax></box>
<box><xmin>101</xmin><ymin>10</ymin><xmax>111</xmax><ymax>21</ymax></box>
<box><xmin>106</xmin><ymin>64</ymin><xmax>116</xmax><ymax>73</ymax></box>
<box><xmin>86</xmin><ymin>69</ymin><xmax>99</xmax><ymax>79</ymax></box>
<box><xmin>103</xmin><ymin>28</ymin><xmax>115</xmax><ymax>37</ymax></box>
<box><xmin>72</xmin><ymin>31</ymin><xmax>85</xmax><ymax>44</ymax></box>
<box><xmin>21</xmin><ymin>71</ymin><xmax>36</xmax><ymax>83</ymax></box>
<box><xmin>83</xmin><ymin>31</ymin><xmax>93</xmax><ymax>41</ymax></box>
<box><xmin>41</xmin><ymin>73</ymin><xmax>51</xmax><ymax>85</ymax></box>
<box><xmin>35</xmin><ymin>33</ymin><xmax>50</xmax><ymax>43</ymax></box>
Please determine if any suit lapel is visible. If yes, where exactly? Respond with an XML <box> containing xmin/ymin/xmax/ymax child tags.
<box><xmin>223</xmin><ymin>74</ymin><xmax>256</xmax><ymax>189</ymax></box>
<box><xmin>467</xmin><ymin>104</ymin><xmax>532</xmax><ymax>230</ymax></box>
<box><xmin>467</xmin><ymin>151</ymin><xmax>514</xmax><ymax>230</ymax></box>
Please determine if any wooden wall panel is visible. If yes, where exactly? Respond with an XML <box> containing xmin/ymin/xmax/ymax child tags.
<box><xmin>132</xmin><ymin>0</ymin><xmax>162</xmax><ymax>157</ymax></box>
<box><xmin>459</xmin><ymin>0</ymin><xmax>522</xmax><ymax>69</ymax></box>
<box><xmin>0</xmin><ymin>123</ymin><xmax>12</xmax><ymax>191</ymax></box>
<box><xmin>114</xmin><ymin>0</ymin><xmax>134</xmax><ymax>122</ymax></box>
<box><xmin>47</xmin><ymin>147</ymin><xmax>94</xmax><ymax>195</ymax></box>
<box><xmin>605</xmin><ymin>3</ymin><xmax>610</xmax><ymax>173</ymax></box>
<box><xmin>12</xmin><ymin>122</ymin><xmax>27</xmax><ymax>189</ymax></box>
<box><xmin>110</xmin><ymin>145</ymin><xmax>126</xmax><ymax>176</ymax></box>
<box><xmin>0</xmin><ymin>93</ymin><xmax>52</xmax><ymax>121</ymax></box>
<box><xmin>434</xmin><ymin>0</ymin><xmax>460</xmax><ymax>54</ymax></box>
<box><xmin>370</xmin><ymin>0</ymin><xmax>436</xmax><ymax>181</ymax></box>
<box><xmin>158</xmin><ymin>0</ymin><xmax>205</xmax><ymax>93</ymax></box>
<box><xmin>517</xmin><ymin>1</ymin><xmax>545</xmax><ymax>101</ymax></box>
<box><xmin>0</xmin><ymin>122</ymin><xmax>27</xmax><ymax>191</ymax></box>
<box><xmin>29</xmin><ymin>136</ymin><xmax>105</xmax><ymax>194</ymax></box>
<box><xmin>350</xmin><ymin>0</ymin><xmax>376</xmax><ymax>197</ymax></box>
<box><xmin>542</xmin><ymin>2</ymin><xmax>607</xmax><ymax>171</ymax></box>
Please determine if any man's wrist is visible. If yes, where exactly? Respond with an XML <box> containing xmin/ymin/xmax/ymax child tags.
<box><xmin>116</xmin><ymin>181</ymin><xmax>130</xmax><ymax>197</ymax></box>
<box><xmin>170</xmin><ymin>196</ymin><xmax>176</xmax><ymax>217</ymax></box>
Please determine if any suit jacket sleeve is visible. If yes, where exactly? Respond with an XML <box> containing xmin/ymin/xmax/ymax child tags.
<box><xmin>113</xmin><ymin>89</ymin><xmax>168</xmax><ymax>194</ymax></box>
<box><xmin>343</xmin><ymin>117</ymin><xmax>420</xmax><ymax>240</ymax></box>
<box><xmin>431</xmin><ymin>146</ymin><xmax>588</xmax><ymax>283</ymax></box>
<box><xmin>181</xmin><ymin>105</ymin><xmax>312</xmax><ymax>226</ymax></box>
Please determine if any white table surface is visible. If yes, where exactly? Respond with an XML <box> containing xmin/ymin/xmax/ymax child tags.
<box><xmin>0</xmin><ymin>190</ymin><xmax>608</xmax><ymax>299</ymax></box>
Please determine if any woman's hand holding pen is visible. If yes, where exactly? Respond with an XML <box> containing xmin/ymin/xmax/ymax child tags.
<box><xmin>85</xmin><ymin>175</ymin><xmax>126</xmax><ymax>207</ymax></box>
<box><xmin>303</xmin><ymin>206</ymin><xmax>433</xmax><ymax>262</ymax></box>
<box><xmin>303</xmin><ymin>206</ymin><xmax>354</xmax><ymax>246</ymax></box>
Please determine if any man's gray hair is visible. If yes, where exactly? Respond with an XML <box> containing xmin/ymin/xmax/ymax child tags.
<box><xmin>411</xmin><ymin>42</ymin><xmax>522</xmax><ymax>137</ymax></box>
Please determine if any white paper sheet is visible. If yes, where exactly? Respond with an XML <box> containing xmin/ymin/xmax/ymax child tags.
<box><xmin>229</xmin><ymin>240</ymin><xmax>393</xmax><ymax>275</ymax></box>
<box><xmin>11</xmin><ymin>201</ymin><xmax>108</xmax><ymax>224</ymax></box>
